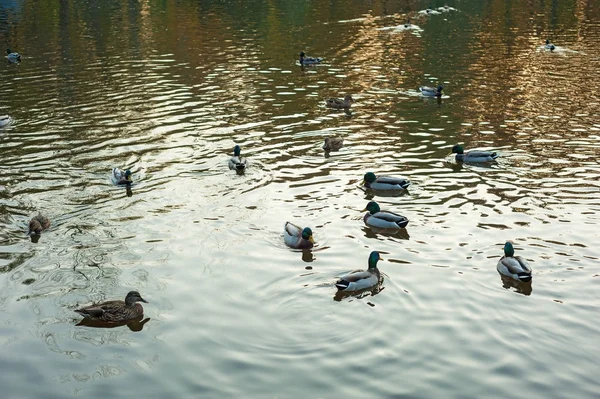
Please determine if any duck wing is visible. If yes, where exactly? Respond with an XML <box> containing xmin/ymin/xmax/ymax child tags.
<box><xmin>373</xmin><ymin>211</ymin><xmax>409</xmax><ymax>227</ymax></box>
<box><xmin>498</xmin><ymin>256</ymin><xmax>531</xmax><ymax>274</ymax></box>
<box><xmin>75</xmin><ymin>300</ymin><xmax>122</xmax><ymax>319</ymax></box>
<box><xmin>466</xmin><ymin>150</ymin><xmax>498</xmax><ymax>159</ymax></box>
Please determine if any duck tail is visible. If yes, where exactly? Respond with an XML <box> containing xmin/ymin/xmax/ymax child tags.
<box><xmin>518</xmin><ymin>272</ymin><xmax>532</xmax><ymax>282</ymax></box>
<box><xmin>335</xmin><ymin>279</ymin><xmax>349</xmax><ymax>291</ymax></box>
<box><xmin>491</xmin><ymin>152</ymin><xmax>499</xmax><ymax>159</ymax></box>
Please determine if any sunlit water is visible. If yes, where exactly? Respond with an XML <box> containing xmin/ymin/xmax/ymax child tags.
<box><xmin>1</xmin><ymin>0</ymin><xmax>600</xmax><ymax>398</ymax></box>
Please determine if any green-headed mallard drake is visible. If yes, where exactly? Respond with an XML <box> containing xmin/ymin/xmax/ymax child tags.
<box><xmin>299</xmin><ymin>51</ymin><xmax>322</xmax><ymax>65</ymax></box>
<box><xmin>497</xmin><ymin>241</ymin><xmax>532</xmax><ymax>282</ymax></box>
<box><xmin>112</xmin><ymin>167</ymin><xmax>132</xmax><ymax>185</ymax></box>
<box><xmin>228</xmin><ymin>145</ymin><xmax>247</xmax><ymax>171</ymax></box>
<box><xmin>323</xmin><ymin>137</ymin><xmax>344</xmax><ymax>152</ymax></box>
<box><xmin>545</xmin><ymin>39</ymin><xmax>555</xmax><ymax>52</ymax></box>
<box><xmin>284</xmin><ymin>221</ymin><xmax>314</xmax><ymax>249</ymax></box>
<box><xmin>75</xmin><ymin>291</ymin><xmax>148</xmax><ymax>322</ymax></box>
<box><xmin>363</xmin><ymin>172</ymin><xmax>410</xmax><ymax>191</ymax></box>
<box><xmin>362</xmin><ymin>201</ymin><xmax>409</xmax><ymax>229</ymax></box>
<box><xmin>335</xmin><ymin>251</ymin><xmax>383</xmax><ymax>291</ymax></box>
<box><xmin>326</xmin><ymin>95</ymin><xmax>354</xmax><ymax>110</ymax></box>
<box><xmin>419</xmin><ymin>85</ymin><xmax>443</xmax><ymax>97</ymax></box>
<box><xmin>28</xmin><ymin>214</ymin><xmax>51</xmax><ymax>235</ymax></box>
<box><xmin>6</xmin><ymin>49</ymin><xmax>21</xmax><ymax>63</ymax></box>
<box><xmin>452</xmin><ymin>144</ymin><xmax>499</xmax><ymax>163</ymax></box>
<box><xmin>0</xmin><ymin>115</ymin><xmax>11</xmax><ymax>128</ymax></box>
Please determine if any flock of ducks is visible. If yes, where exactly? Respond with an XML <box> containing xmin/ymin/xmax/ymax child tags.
<box><xmin>5</xmin><ymin>7</ymin><xmax>551</xmax><ymax>321</ymax></box>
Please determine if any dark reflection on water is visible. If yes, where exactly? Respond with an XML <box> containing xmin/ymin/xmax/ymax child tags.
<box><xmin>0</xmin><ymin>0</ymin><xmax>600</xmax><ymax>398</ymax></box>
<box><xmin>76</xmin><ymin>315</ymin><xmax>151</xmax><ymax>332</ymax></box>
<box><xmin>499</xmin><ymin>274</ymin><xmax>533</xmax><ymax>296</ymax></box>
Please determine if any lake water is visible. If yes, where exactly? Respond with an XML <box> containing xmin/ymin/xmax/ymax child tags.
<box><xmin>1</xmin><ymin>0</ymin><xmax>599</xmax><ymax>398</ymax></box>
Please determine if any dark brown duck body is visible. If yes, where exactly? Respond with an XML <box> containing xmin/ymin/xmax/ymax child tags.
<box><xmin>75</xmin><ymin>291</ymin><xmax>148</xmax><ymax>322</ymax></box>
<box><xmin>28</xmin><ymin>214</ymin><xmax>51</xmax><ymax>235</ymax></box>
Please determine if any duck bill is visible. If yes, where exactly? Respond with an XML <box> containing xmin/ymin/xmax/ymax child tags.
<box><xmin>309</xmin><ymin>236</ymin><xmax>315</xmax><ymax>244</ymax></box>
<box><xmin>360</xmin><ymin>208</ymin><xmax>368</xmax><ymax>212</ymax></box>
<box><xmin>140</xmin><ymin>297</ymin><xmax>149</xmax><ymax>303</ymax></box>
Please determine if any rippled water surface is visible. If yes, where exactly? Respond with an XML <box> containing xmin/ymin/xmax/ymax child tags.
<box><xmin>1</xmin><ymin>0</ymin><xmax>600</xmax><ymax>398</ymax></box>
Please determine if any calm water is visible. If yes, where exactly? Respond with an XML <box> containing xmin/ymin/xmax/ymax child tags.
<box><xmin>1</xmin><ymin>0</ymin><xmax>600</xmax><ymax>398</ymax></box>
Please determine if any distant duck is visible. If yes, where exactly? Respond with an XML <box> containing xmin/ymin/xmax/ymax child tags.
<box><xmin>323</xmin><ymin>137</ymin><xmax>344</xmax><ymax>152</ymax></box>
<box><xmin>75</xmin><ymin>291</ymin><xmax>149</xmax><ymax>322</ymax></box>
<box><xmin>419</xmin><ymin>7</ymin><xmax>440</xmax><ymax>15</ymax></box>
<box><xmin>326</xmin><ymin>95</ymin><xmax>354</xmax><ymax>110</ymax></box>
<box><xmin>363</xmin><ymin>172</ymin><xmax>410</xmax><ymax>191</ymax></box>
<box><xmin>228</xmin><ymin>145</ymin><xmax>247</xmax><ymax>171</ymax></box>
<box><xmin>419</xmin><ymin>85</ymin><xmax>444</xmax><ymax>97</ymax></box>
<box><xmin>497</xmin><ymin>241</ymin><xmax>532</xmax><ymax>282</ymax></box>
<box><xmin>335</xmin><ymin>251</ymin><xmax>383</xmax><ymax>291</ymax></box>
<box><xmin>404</xmin><ymin>18</ymin><xmax>412</xmax><ymax>28</ymax></box>
<box><xmin>0</xmin><ymin>115</ymin><xmax>11</xmax><ymax>128</ymax></box>
<box><xmin>362</xmin><ymin>201</ymin><xmax>409</xmax><ymax>229</ymax></box>
<box><xmin>6</xmin><ymin>49</ymin><xmax>21</xmax><ymax>63</ymax></box>
<box><xmin>299</xmin><ymin>51</ymin><xmax>322</xmax><ymax>65</ymax></box>
<box><xmin>28</xmin><ymin>214</ymin><xmax>51</xmax><ymax>235</ymax></box>
<box><xmin>284</xmin><ymin>221</ymin><xmax>315</xmax><ymax>249</ymax></box>
<box><xmin>545</xmin><ymin>39</ymin><xmax>555</xmax><ymax>52</ymax></box>
<box><xmin>451</xmin><ymin>144</ymin><xmax>499</xmax><ymax>163</ymax></box>
<box><xmin>112</xmin><ymin>168</ymin><xmax>132</xmax><ymax>185</ymax></box>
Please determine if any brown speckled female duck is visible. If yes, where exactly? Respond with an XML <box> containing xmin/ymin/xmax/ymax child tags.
<box><xmin>75</xmin><ymin>291</ymin><xmax>148</xmax><ymax>322</ymax></box>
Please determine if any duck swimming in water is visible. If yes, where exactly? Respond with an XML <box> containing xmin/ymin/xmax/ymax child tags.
<box><xmin>75</xmin><ymin>291</ymin><xmax>149</xmax><ymax>322</ymax></box>
<box><xmin>228</xmin><ymin>145</ymin><xmax>247</xmax><ymax>171</ymax></box>
<box><xmin>0</xmin><ymin>115</ymin><xmax>12</xmax><ymax>128</ymax></box>
<box><xmin>6</xmin><ymin>49</ymin><xmax>21</xmax><ymax>63</ymax></box>
<box><xmin>299</xmin><ymin>52</ymin><xmax>322</xmax><ymax>65</ymax></box>
<box><xmin>497</xmin><ymin>241</ymin><xmax>532</xmax><ymax>282</ymax></box>
<box><xmin>335</xmin><ymin>251</ymin><xmax>383</xmax><ymax>291</ymax></box>
<box><xmin>323</xmin><ymin>137</ymin><xmax>344</xmax><ymax>152</ymax></box>
<box><xmin>363</xmin><ymin>172</ymin><xmax>410</xmax><ymax>191</ymax></box>
<box><xmin>112</xmin><ymin>168</ymin><xmax>132</xmax><ymax>185</ymax></box>
<box><xmin>284</xmin><ymin>222</ymin><xmax>315</xmax><ymax>249</ymax></box>
<box><xmin>545</xmin><ymin>39</ymin><xmax>555</xmax><ymax>52</ymax></box>
<box><xmin>362</xmin><ymin>201</ymin><xmax>409</xmax><ymax>230</ymax></box>
<box><xmin>28</xmin><ymin>214</ymin><xmax>51</xmax><ymax>235</ymax></box>
<box><xmin>325</xmin><ymin>95</ymin><xmax>354</xmax><ymax>110</ymax></box>
<box><xmin>419</xmin><ymin>85</ymin><xmax>444</xmax><ymax>97</ymax></box>
<box><xmin>451</xmin><ymin>144</ymin><xmax>499</xmax><ymax>163</ymax></box>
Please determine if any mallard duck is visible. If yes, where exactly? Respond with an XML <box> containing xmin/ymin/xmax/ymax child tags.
<box><xmin>0</xmin><ymin>115</ymin><xmax>11</xmax><ymax>128</ymax></box>
<box><xmin>284</xmin><ymin>221</ymin><xmax>314</xmax><ymax>249</ymax></box>
<box><xmin>323</xmin><ymin>137</ymin><xmax>344</xmax><ymax>152</ymax></box>
<box><xmin>545</xmin><ymin>39</ymin><xmax>555</xmax><ymax>52</ymax></box>
<box><xmin>326</xmin><ymin>95</ymin><xmax>354</xmax><ymax>110</ymax></box>
<box><xmin>362</xmin><ymin>201</ymin><xmax>409</xmax><ymax>229</ymax></box>
<box><xmin>497</xmin><ymin>241</ymin><xmax>532</xmax><ymax>282</ymax></box>
<box><xmin>335</xmin><ymin>251</ymin><xmax>383</xmax><ymax>291</ymax></box>
<box><xmin>228</xmin><ymin>145</ymin><xmax>247</xmax><ymax>171</ymax></box>
<box><xmin>419</xmin><ymin>7</ymin><xmax>440</xmax><ymax>15</ymax></box>
<box><xmin>451</xmin><ymin>144</ymin><xmax>499</xmax><ymax>163</ymax></box>
<box><xmin>299</xmin><ymin>51</ymin><xmax>322</xmax><ymax>65</ymax></box>
<box><xmin>363</xmin><ymin>172</ymin><xmax>410</xmax><ymax>191</ymax></box>
<box><xmin>28</xmin><ymin>214</ymin><xmax>51</xmax><ymax>235</ymax></box>
<box><xmin>75</xmin><ymin>291</ymin><xmax>148</xmax><ymax>322</ymax></box>
<box><xmin>419</xmin><ymin>85</ymin><xmax>444</xmax><ymax>97</ymax></box>
<box><xmin>6</xmin><ymin>49</ymin><xmax>21</xmax><ymax>63</ymax></box>
<box><xmin>112</xmin><ymin>168</ymin><xmax>132</xmax><ymax>185</ymax></box>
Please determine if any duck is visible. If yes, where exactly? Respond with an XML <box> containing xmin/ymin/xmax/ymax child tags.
<box><xmin>6</xmin><ymin>49</ymin><xmax>21</xmax><ymax>63</ymax></box>
<box><xmin>284</xmin><ymin>221</ymin><xmax>315</xmax><ymax>249</ymax></box>
<box><xmin>299</xmin><ymin>51</ymin><xmax>322</xmax><ymax>65</ymax></box>
<box><xmin>545</xmin><ymin>39</ymin><xmax>555</xmax><ymax>52</ymax></box>
<box><xmin>362</xmin><ymin>201</ymin><xmax>409</xmax><ymax>229</ymax></box>
<box><xmin>112</xmin><ymin>168</ymin><xmax>132</xmax><ymax>185</ymax></box>
<box><xmin>497</xmin><ymin>241</ymin><xmax>532</xmax><ymax>282</ymax></box>
<box><xmin>363</xmin><ymin>172</ymin><xmax>410</xmax><ymax>191</ymax></box>
<box><xmin>75</xmin><ymin>291</ymin><xmax>149</xmax><ymax>322</ymax></box>
<box><xmin>28</xmin><ymin>214</ymin><xmax>51</xmax><ymax>235</ymax></box>
<box><xmin>335</xmin><ymin>251</ymin><xmax>383</xmax><ymax>291</ymax></box>
<box><xmin>325</xmin><ymin>95</ymin><xmax>354</xmax><ymax>110</ymax></box>
<box><xmin>419</xmin><ymin>7</ymin><xmax>440</xmax><ymax>15</ymax></box>
<box><xmin>419</xmin><ymin>85</ymin><xmax>444</xmax><ymax>97</ymax></box>
<box><xmin>451</xmin><ymin>144</ymin><xmax>499</xmax><ymax>163</ymax></box>
<box><xmin>0</xmin><ymin>115</ymin><xmax>11</xmax><ymax>128</ymax></box>
<box><xmin>228</xmin><ymin>145</ymin><xmax>247</xmax><ymax>171</ymax></box>
<box><xmin>323</xmin><ymin>137</ymin><xmax>344</xmax><ymax>152</ymax></box>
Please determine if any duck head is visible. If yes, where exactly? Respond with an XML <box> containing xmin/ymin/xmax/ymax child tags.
<box><xmin>301</xmin><ymin>227</ymin><xmax>315</xmax><ymax>244</ymax></box>
<box><xmin>6</xmin><ymin>49</ymin><xmax>12</xmax><ymax>55</ymax></box>
<box><xmin>436</xmin><ymin>85</ymin><xmax>444</xmax><ymax>94</ymax></box>
<box><xmin>545</xmin><ymin>39</ymin><xmax>551</xmax><ymax>45</ymax></box>
<box><xmin>344</xmin><ymin>95</ymin><xmax>354</xmax><ymax>103</ymax></box>
<box><xmin>362</xmin><ymin>201</ymin><xmax>381</xmax><ymax>214</ymax></box>
<box><xmin>125</xmin><ymin>291</ymin><xmax>148</xmax><ymax>306</ymax></box>
<box><xmin>451</xmin><ymin>144</ymin><xmax>464</xmax><ymax>154</ymax></box>
<box><xmin>363</xmin><ymin>172</ymin><xmax>377</xmax><ymax>186</ymax></box>
<box><xmin>233</xmin><ymin>145</ymin><xmax>241</xmax><ymax>157</ymax></box>
<box><xmin>368</xmin><ymin>251</ymin><xmax>383</xmax><ymax>269</ymax></box>
<box><xmin>124</xmin><ymin>169</ymin><xmax>132</xmax><ymax>182</ymax></box>
<box><xmin>503</xmin><ymin>241</ymin><xmax>515</xmax><ymax>257</ymax></box>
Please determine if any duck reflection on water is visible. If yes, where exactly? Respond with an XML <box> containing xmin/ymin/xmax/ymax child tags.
<box><xmin>76</xmin><ymin>314</ymin><xmax>151</xmax><ymax>332</ymax></box>
<box><xmin>499</xmin><ymin>274</ymin><xmax>532</xmax><ymax>296</ymax></box>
